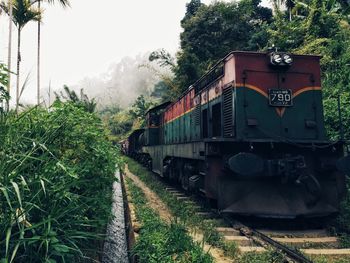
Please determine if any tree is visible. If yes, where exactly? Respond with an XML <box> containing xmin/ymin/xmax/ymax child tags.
<box><xmin>181</xmin><ymin>0</ymin><xmax>203</xmax><ymax>24</ymax></box>
<box><xmin>0</xmin><ymin>63</ymin><xmax>10</xmax><ymax>113</ymax></box>
<box><xmin>55</xmin><ymin>85</ymin><xmax>97</xmax><ymax>113</ymax></box>
<box><xmin>174</xmin><ymin>0</ymin><xmax>272</xmax><ymax>92</ymax></box>
<box><xmin>6</xmin><ymin>0</ymin><xmax>13</xmax><ymax>112</ymax></box>
<box><xmin>0</xmin><ymin>0</ymin><xmax>41</xmax><ymax>113</ymax></box>
<box><xmin>129</xmin><ymin>94</ymin><xmax>154</xmax><ymax>121</ymax></box>
<box><xmin>33</xmin><ymin>0</ymin><xmax>70</xmax><ymax>106</ymax></box>
<box><xmin>149</xmin><ymin>48</ymin><xmax>176</xmax><ymax>68</ymax></box>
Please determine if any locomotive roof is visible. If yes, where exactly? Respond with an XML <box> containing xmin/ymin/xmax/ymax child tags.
<box><xmin>129</xmin><ymin>128</ymin><xmax>145</xmax><ymax>137</ymax></box>
<box><xmin>145</xmin><ymin>101</ymin><xmax>172</xmax><ymax>115</ymax></box>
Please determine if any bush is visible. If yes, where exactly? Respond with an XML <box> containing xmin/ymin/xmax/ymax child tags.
<box><xmin>0</xmin><ymin>102</ymin><xmax>120</xmax><ymax>262</ymax></box>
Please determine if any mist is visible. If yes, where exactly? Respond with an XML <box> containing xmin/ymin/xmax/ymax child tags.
<box><xmin>42</xmin><ymin>53</ymin><xmax>171</xmax><ymax>109</ymax></box>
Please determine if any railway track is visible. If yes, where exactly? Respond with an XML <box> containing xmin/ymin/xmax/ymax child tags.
<box><xmin>164</xmin><ymin>185</ymin><xmax>350</xmax><ymax>263</ymax></box>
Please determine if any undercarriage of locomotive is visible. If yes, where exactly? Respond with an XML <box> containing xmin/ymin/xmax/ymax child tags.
<box><xmin>161</xmin><ymin>142</ymin><xmax>349</xmax><ymax>219</ymax></box>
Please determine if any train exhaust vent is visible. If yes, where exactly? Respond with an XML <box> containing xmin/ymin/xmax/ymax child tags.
<box><xmin>194</xmin><ymin>105</ymin><xmax>200</xmax><ymax>125</ymax></box>
<box><xmin>223</xmin><ymin>87</ymin><xmax>234</xmax><ymax>137</ymax></box>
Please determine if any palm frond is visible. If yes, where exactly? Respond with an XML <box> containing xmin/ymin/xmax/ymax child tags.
<box><xmin>31</xmin><ymin>0</ymin><xmax>70</xmax><ymax>8</ymax></box>
<box><xmin>1</xmin><ymin>0</ymin><xmax>41</xmax><ymax>28</ymax></box>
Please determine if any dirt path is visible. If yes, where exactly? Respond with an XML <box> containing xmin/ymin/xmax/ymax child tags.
<box><xmin>124</xmin><ymin>165</ymin><xmax>233</xmax><ymax>263</ymax></box>
<box><xmin>124</xmin><ymin>165</ymin><xmax>173</xmax><ymax>223</ymax></box>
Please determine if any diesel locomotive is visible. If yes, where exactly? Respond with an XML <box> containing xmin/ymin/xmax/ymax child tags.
<box><xmin>125</xmin><ymin>51</ymin><xmax>350</xmax><ymax>218</ymax></box>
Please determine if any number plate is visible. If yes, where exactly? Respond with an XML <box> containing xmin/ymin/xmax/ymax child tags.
<box><xmin>269</xmin><ymin>89</ymin><xmax>293</xmax><ymax>107</ymax></box>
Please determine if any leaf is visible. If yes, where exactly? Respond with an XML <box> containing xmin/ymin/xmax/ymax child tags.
<box><xmin>5</xmin><ymin>228</ymin><xmax>11</xmax><ymax>259</ymax></box>
<box><xmin>20</xmin><ymin>176</ymin><xmax>28</xmax><ymax>189</ymax></box>
<box><xmin>53</xmin><ymin>244</ymin><xmax>70</xmax><ymax>253</ymax></box>
<box><xmin>56</xmin><ymin>162</ymin><xmax>78</xmax><ymax>178</ymax></box>
<box><xmin>11</xmin><ymin>181</ymin><xmax>22</xmax><ymax>208</ymax></box>
<box><xmin>10</xmin><ymin>242</ymin><xmax>20</xmax><ymax>263</ymax></box>
<box><xmin>0</xmin><ymin>187</ymin><xmax>13</xmax><ymax>210</ymax></box>
<box><xmin>40</xmin><ymin>179</ymin><xmax>46</xmax><ymax>196</ymax></box>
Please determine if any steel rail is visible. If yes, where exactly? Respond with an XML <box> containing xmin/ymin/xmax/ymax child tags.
<box><xmin>223</xmin><ymin>216</ymin><xmax>314</xmax><ymax>263</ymax></box>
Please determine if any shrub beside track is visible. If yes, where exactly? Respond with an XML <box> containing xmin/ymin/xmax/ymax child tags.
<box><xmin>0</xmin><ymin>102</ymin><xmax>121</xmax><ymax>262</ymax></box>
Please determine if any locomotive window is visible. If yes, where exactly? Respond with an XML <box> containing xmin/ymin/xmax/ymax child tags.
<box><xmin>202</xmin><ymin>109</ymin><xmax>208</xmax><ymax>138</ymax></box>
<box><xmin>149</xmin><ymin>113</ymin><xmax>160</xmax><ymax>127</ymax></box>
<box><xmin>212</xmin><ymin>103</ymin><xmax>222</xmax><ymax>137</ymax></box>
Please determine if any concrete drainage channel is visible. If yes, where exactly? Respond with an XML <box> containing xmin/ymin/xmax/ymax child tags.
<box><xmin>102</xmin><ymin>170</ymin><xmax>132</xmax><ymax>263</ymax></box>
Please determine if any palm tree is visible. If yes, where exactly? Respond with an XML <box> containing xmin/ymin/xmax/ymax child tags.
<box><xmin>0</xmin><ymin>0</ymin><xmax>41</xmax><ymax>113</ymax></box>
<box><xmin>7</xmin><ymin>0</ymin><xmax>13</xmax><ymax>112</ymax></box>
<box><xmin>32</xmin><ymin>0</ymin><xmax>70</xmax><ymax>106</ymax></box>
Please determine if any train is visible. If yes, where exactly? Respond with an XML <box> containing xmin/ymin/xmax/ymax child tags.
<box><xmin>123</xmin><ymin>51</ymin><xmax>350</xmax><ymax>218</ymax></box>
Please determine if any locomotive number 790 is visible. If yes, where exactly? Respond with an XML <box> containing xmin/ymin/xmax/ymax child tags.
<box><xmin>269</xmin><ymin>89</ymin><xmax>293</xmax><ymax>107</ymax></box>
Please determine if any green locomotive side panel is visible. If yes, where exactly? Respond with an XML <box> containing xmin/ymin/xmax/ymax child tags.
<box><xmin>234</xmin><ymin>87</ymin><xmax>326</xmax><ymax>141</ymax></box>
<box><xmin>164</xmin><ymin>124</ymin><xmax>168</xmax><ymax>144</ymax></box>
<box><xmin>168</xmin><ymin>122</ymin><xmax>172</xmax><ymax>144</ymax></box>
<box><xmin>235</xmin><ymin>88</ymin><xmax>280</xmax><ymax>140</ymax></box>
<box><xmin>174</xmin><ymin>118</ymin><xmax>179</xmax><ymax>143</ymax></box>
<box><xmin>180</xmin><ymin>115</ymin><xmax>185</xmax><ymax>143</ymax></box>
<box><xmin>184</xmin><ymin>113</ymin><xmax>191</xmax><ymax>142</ymax></box>
<box><xmin>171</xmin><ymin>120</ymin><xmax>175</xmax><ymax>143</ymax></box>
<box><xmin>164</xmin><ymin>110</ymin><xmax>197</xmax><ymax>144</ymax></box>
<box><xmin>282</xmin><ymin>91</ymin><xmax>326</xmax><ymax>140</ymax></box>
<box><xmin>145</xmin><ymin>127</ymin><xmax>160</xmax><ymax>145</ymax></box>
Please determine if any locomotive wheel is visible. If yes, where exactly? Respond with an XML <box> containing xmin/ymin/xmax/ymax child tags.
<box><xmin>180</xmin><ymin>171</ymin><xmax>189</xmax><ymax>192</ymax></box>
<box><xmin>147</xmin><ymin>159</ymin><xmax>152</xmax><ymax>170</ymax></box>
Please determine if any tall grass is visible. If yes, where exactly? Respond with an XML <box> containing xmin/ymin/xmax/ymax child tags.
<box><xmin>0</xmin><ymin>101</ymin><xmax>120</xmax><ymax>262</ymax></box>
<box><xmin>126</xmin><ymin>178</ymin><xmax>213</xmax><ymax>263</ymax></box>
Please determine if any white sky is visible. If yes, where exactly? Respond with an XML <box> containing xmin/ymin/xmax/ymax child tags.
<box><xmin>0</xmin><ymin>0</ymin><xmax>269</xmax><ymax>105</ymax></box>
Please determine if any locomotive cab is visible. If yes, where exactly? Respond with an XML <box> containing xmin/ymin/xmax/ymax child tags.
<box><xmin>144</xmin><ymin>101</ymin><xmax>171</xmax><ymax>146</ymax></box>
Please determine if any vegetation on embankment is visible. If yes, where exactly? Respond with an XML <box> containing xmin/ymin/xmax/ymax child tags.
<box><xmin>126</xmin><ymin>177</ymin><xmax>213</xmax><ymax>263</ymax></box>
<box><xmin>0</xmin><ymin>101</ymin><xmax>121</xmax><ymax>262</ymax></box>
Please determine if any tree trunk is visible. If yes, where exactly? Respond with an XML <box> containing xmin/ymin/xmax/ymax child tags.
<box><xmin>37</xmin><ymin>0</ymin><xmax>41</xmax><ymax>106</ymax></box>
<box><xmin>7</xmin><ymin>0</ymin><xmax>13</xmax><ymax>111</ymax></box>
<box><xmin>16</xmin><ymin>27</ymin><xmax>21</xmax><ymax>114</ymax></box>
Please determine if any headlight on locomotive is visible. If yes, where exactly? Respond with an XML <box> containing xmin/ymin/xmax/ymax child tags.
<box><xmin>272</xmin><ymin>53</ymin><xmax>282</xmax><ymax>64</ymax></box>
<box><xmin>283</xmin><ymin>54</ymin><xmax>293</xmax><ymax>64</ymax></box>
<box><xmin>270</xmin><ymin>52</ymin><xmax>293</xmax><ymax>67</ymax></box>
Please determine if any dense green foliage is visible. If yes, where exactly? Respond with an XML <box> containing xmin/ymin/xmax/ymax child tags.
<box><xmin>102</xmin><ymin>94</ymin><xmax>155</xmax><ymax>143</ymax></box>
<box><xmin>55</xmin><ymin>85</ymin><xmax>97</xmax><ymax>113</ymax></box>
<box><xmin>175</xmin><ymin>0</ymin><xmax>272</xmax><ymax>90</ymax></box>
<box><xmin>0</xmin><ymin>101</ymin><xmax>120</xmax><ymax>262</ymax></box>
<box><xmin>126</xmin><ymin>178</ymin><xmax>213</xmax><ymax>263</ymax></box>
